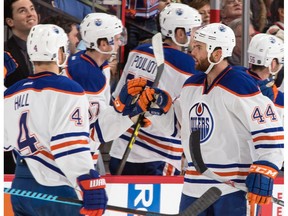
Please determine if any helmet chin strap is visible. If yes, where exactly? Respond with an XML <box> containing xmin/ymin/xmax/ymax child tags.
<box><xmin>56</xmin><ymin>53</ymin><xmax>69</xmax><ymax>69</ymax></box>
<box><xmin>95</xmin><ymin>45</ymin><xmax>118</xmax><ymax>55</ymax></box>
<box><xmin>204</xmin><ymin>53</ymin><xmax>223</xmax><ymax>74</ymax></box>
<box><xmin>269</xmin><ymin>64</ymin><xmax>283</xmax><ymax>80</ymax></box>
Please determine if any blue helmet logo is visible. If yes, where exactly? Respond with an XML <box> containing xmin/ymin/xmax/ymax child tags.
<box><xmin>219</xmin><ymin>25</ymin><xmax>226</xmax><ymax>32</ymax></box>
<box><xmin>269</xmin><ymin>37</ymin><xmax>276</xmax><ymax>44</ymax></box>
<box><xmin>176</xmin><ymin>8</ymin><xmax>184</xmax><ymax>16</ymax></box>
<box><xmin>95</xmin><ymin>19</ymin><xmax>102</xmax><ymax>26</ymax></box>
<box><xmin>53</xmin><ymin>27</ymin><xmax>59</xmax><ymax>34</ymax></box>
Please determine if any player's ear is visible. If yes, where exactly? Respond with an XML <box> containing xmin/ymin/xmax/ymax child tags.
<box><xmin>270</xmin><ymin>59</ymin><xmax>278</xmax><ymax>72</ymax></box>
<box><xmin>211</xmin><ymin>49</ymin><xmax>222</xmax><ymax>62</ymax></box>
<box><xmin>99</xmin><ymin>39</ymin><xmax>110</xmax><ymax>51</ymax></box>
<box><xmin>175</xmin><ymin>28</ymin><xmax>186</xmax><ymax>40</ymax></box>
<box><xmin>58</xmin><ymin>47</ymin><xmax>65</xmax><ymax>66</ymax></box>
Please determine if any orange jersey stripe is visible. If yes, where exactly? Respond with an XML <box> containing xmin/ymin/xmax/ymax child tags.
<box><xmin>186</xmin><ymin>170</ymin><xmax>249</xmax><ymax>177</ymax></box>
<box><xmin>218</xmin><ymin>84</ymin><xmax>260</xmax><ymax>97</ymax></box>
<box><xmin>4</xmin><ymin>87</ymin><xmax>85</xmax><ymax>99</ymax></box>
<box><xmin>127</xmin><ymin>128</ymin><xmax>183</xmax><ymax>152</ymax></box>
<box><xmin>51</xmin><ymin>140</ymin><xmax>89</xmax><ymax>151</ymax></box>
<box><xmin>253</xmin><ymin>135</ymin><xmax>284</xmax><ymax>142</ymax></box>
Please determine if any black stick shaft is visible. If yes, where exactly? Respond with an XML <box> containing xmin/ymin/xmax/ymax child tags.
<box><xmin>116</xmin><ymin>32</ymin><xmax>164</xmax><ymax>175</ymax></box>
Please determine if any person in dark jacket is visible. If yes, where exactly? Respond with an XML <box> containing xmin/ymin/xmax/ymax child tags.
<box><xmin>4</xmin><ymin>0</ymin><xmax>39</xmax><ymax>88</ymax></box>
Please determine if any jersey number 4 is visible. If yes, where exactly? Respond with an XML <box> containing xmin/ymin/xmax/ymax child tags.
<box><xmin>18</xmin><ymin>112</ymin><xmax>39</xmax><ymax>154</ymax></box>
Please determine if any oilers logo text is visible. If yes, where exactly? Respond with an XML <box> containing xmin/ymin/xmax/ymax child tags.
<box><xmin>189</xmin><ymin>102</ymin><xmax>214</xmax><ymax>142</ymax></box>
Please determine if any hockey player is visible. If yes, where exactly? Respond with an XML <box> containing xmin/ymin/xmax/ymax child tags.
<box><xmin>65</xmin><ymin>13</ymin><xmax>128</xmax><ymax>166</ymax></box>
<box><xmin>150</xmin><ymin>23</ymin><xmax>284</xmax><ymax>215</ymax></box>
<box><xmin>109</xmin><ymin>3</ymin><xmax>202</xmax><ymax>175</ymax></box>
<box><xmin>246</xmin><ymin>33</ymin><xmax>284</xmax><ymax>122</ymax></box>
<box><xmin>4</xmin><ymin>24</ymin><xmax>107</xmax><ymax>216</ymax></box>
<box><xmin>65</xmin><ymin>12</ymin><xmax>172</xmax><ymax>170</ymax></box>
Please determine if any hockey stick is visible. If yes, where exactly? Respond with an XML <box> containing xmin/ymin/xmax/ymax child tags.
<box><xmin>189</xmin><ymin>130</ymin><xmax>284</xmax><ymax>207</ymax></box>
<box><xmin>4</xmin><ymin>186</ymin><xmax>221</xmax><ymax>216</ymax></box>
<box><xmin>116</xmin><ymin>32</ymin><xmax>165</xmax><ymax>175</ymax></box>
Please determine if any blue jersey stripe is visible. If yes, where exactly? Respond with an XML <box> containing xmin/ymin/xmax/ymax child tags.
<box><xmin>184</xmin><ymin>177</ymin><xmax>246</xmax><ymax>184</ymax></box>
<box><xmin>139</xmin><ymin>129</ymin><xmax>181</xmax><ymax>144</ymax></box>
<box><xmin>51</xmin><ymin>132</ymin><xmax>89</xmax><ymax>141</ymax></box>
<box><xmin>120</xmin><ymin>134</ymin><xmax>182</xmax><ymax>160</ymax></box>
<box><xmin>21</xmin><ymin>156</ymin><xmax>65</xmax><ymax>176</ymax></box>
<box><xmin>255</xmin><ymin>144</ymin><xmax>284</xmax><ymax>149</ymax></box>
<box><xmin>54</xmin><ymin>147</ymin><xmax>90</xmax><ymax>159</ymax></box>
<box><xmin>94</xmin><ymin>120</ymin><xmax>105</xmax><ymax>143</ymax></box>
<box><xmin>251</xmin><ymin>127</ymin><xmax>283</xmax><ymax>135</ymax></box>
<box><xmin>188</xmin><ymin>162</ymin><xmax>251</xmax><ymax>169</ymax></box>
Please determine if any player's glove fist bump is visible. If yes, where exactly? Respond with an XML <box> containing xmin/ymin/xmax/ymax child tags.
<box><xmin>130</xmin><ymin>87</ymin><xmax>172</xmax><ymax>117</ymax></box>
<box><xmin>245</xmin><ymin>160</ymin><xmax>279</xmax><ymax>205</ymax></box>
<box><xmin>113</xmin><ymin>77</ymin><xmax>147</xmax><ymax>115</ymax></box>
<box><xmin>77</xmin><ymin>169</ymin><xmax>108</xmax><ymax>216</ymax></box>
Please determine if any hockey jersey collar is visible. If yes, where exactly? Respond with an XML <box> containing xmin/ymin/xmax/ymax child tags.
<box><xmin>80</xmin><ymin>52</ymin><xmax>108</xmax><ymax>69</ymax></box>
<box><xmin>203</xmin><ymin>65</ymin><xmax>232</xmax><ymax>94</ymax></box>
<box><xmin>28</xmin><ymin>71</ymin><xmax>57</xmax><ymax>79</ymax></box>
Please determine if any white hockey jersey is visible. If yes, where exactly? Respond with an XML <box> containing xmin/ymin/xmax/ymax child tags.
<box><xmin>246</xmin><ymin>68</ymin><xmax>284</xmax><ymax>124</ymax></box>
<box><xmin>4</xmin><ymin>72</ymin><xmax>94</xmax><ymax>188</ymax></box>
<box><xmin>177</xmin><ymin>66</ymin><xmax>284</xmax><ymax>197</ymax></box>
<box><xmin>233</xmin><ymin>66</ymin><xmax>284</xmax><ymax>123</ymax></box>
<box><xmin>110</xmin><ymin>43</ymin><xmax>199</xmax><ymax>173</ymax></box>
<box><xmin>65</xmin><ymin>51</ymin><xmax>135</xmax><ymax>164</ymax></box>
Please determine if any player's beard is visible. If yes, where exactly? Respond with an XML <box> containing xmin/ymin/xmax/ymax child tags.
<box><xmin>195</xmin><ymin>57</ymin><xmax>210</xmax><ymax>72</ymax></box>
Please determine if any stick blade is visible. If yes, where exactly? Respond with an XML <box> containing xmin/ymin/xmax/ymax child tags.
<box><xmin>180</xmin><ymin>187</ymin><xmax>222</xmax><ymax>216</ymax></box>
<box><xmin>189</xmin><ymin>130</ymin><xmax>207</xmax><ymax>174</ymax></box>
<box><xmin>152</xmin><ymin>32</ymin><xmax>164</xmax><ymax>65</ymax></box>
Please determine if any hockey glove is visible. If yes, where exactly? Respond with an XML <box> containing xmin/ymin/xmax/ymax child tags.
<box><xmin>4</xmin><ymin>51</ymin><xmax>18</xmax><ymax>78</ymax></box>
<box><xmin>130</xmin><ymin>87</ymin><xmax>172</xmax><ymax>117</ymax></box>
<box><xmin>77</xmin><ymin>169</ymin><xmax>108</xmax><ymax>216</ymax></box>
<box><xmin>149</xmin><ymin>88</ymin><xmax>172</xmax><ymax>115</ymax></box>
<box><xmin>257</xmin><ymin>78</ymin><xmax>277</xmax><ymax>102</ymax></box>
<box><xmin>245</xmin><ymin>160</ymin><xmax>279</xmax><ymax>205</ymax></box>
<box><xmin>129</xmin><ymin>87</ymin><xmax>155</xmax><ymax>117</ymax></box>
<box><xmin>113</xmin><ymin>77</ymin><xmax>147</xmax><ymax>115</ymax></box>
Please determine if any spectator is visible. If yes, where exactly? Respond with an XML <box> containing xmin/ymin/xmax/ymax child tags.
<box><xmin>221</xmin><ymin>0</ymin><xmax>242</xmax><ymax>26</ymax></box>
<box><xmin>250</xmin><ymin>0</ymin><xmax>267</xmax><ymax>32</ymax></box>
<box><xmin>263</xmin><ymin>0</ymin><xmax>274</xmax><ymax>23</ymax></box>
<box><xmin>41</xmin><ymin>15</ymin><xmax>80</xmax><ymax>54</ymax></box>
<box><xmin>228</xmin><ymin>18</ymin><xmax>256</xmax><ymax>66</ymax></box>
<box><xmin>265</xmin><ymin>0</ymin><xmax>284</xmax><ymax>41</ymax></box>
<box><xmin>51</xmin><ymin>0</ymin><xmax>92</xmax><ymax>21</ymax></box>
<box><xmin>189</xmin><ymin>0</ymin><xmax>210</xmax><ymax>25</ymax></box>
<box><xmin>4</xmin><ymin>0</ymin><xmax>39</xmax><ymax>88</ymax></box>
<box><xmin>122</xmin><ymin>0</ymin><xmax>159</xmax><ymax>62</ymax></box>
